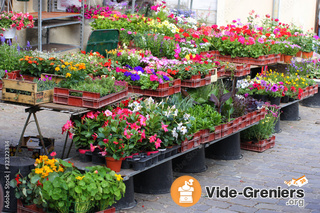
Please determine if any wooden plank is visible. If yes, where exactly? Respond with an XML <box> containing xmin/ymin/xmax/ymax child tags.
<box><xmin>39</xmin><ymin>103</ymin><xmax>88</xmax><ymax>112</ymax></box>
<box><xmin>3</xmin><ymin>79</ymin><xmax>37</xmax><ymax>92</ymax></box>
<box><xmin>29</xmin><ymin>12</ymin><xmax>81</xmax><ymax>20</ymax></box>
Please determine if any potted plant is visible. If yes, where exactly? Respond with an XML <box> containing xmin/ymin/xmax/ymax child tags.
<box><xmin>240</xmin><ymin>103</ymin><xmax>280</xmax><ymax>152</ymax></box>
<box><xmin>0</xmin><ymin>11</ymin><xmax>34</xmax><ymax>38</ymax></box>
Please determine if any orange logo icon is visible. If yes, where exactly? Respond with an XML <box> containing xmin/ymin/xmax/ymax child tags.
<box><xmin>170</xmin><ymin>175</ymin><xmax>201</xmax><ymax>207</ymax></box>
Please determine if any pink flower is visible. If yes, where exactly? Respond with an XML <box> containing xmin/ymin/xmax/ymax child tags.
<box><xmin>127</xmin><ymin>31</ymin><xmax>132</xmax><ymax>34</ymax></box>
<box><xmin>149</xmin><ymin>134</ymin><xmax>157</xmax><ymax>143</ymax></box>
<box><xmin>258</xmin><ymin>38</ymin><xmax>264</xmax><ymax>44</ymax></box>
<box><xmin>103</xmin><ymin>139</ymin><xmax>109</xmax><ymax>143</ymax></box>
<box><xmin>104</xmin><ymin>110</ymin><xmax>112</xmax><ymax>116</ymax></box>
<box><xmin>50</xmin><ymin>152</ymin><xmax>56</xmax><ymax>157</ymax></box>
<box><xmin>94</xmin><ymin>170</ymin><xmax>98</xmax><ymax>174</ymax></box>
<box><xmin>141</xmin><ymin>130</ymin><xmax>146</xmax><ymax>139</ymax></box>
<box><xmin>155</xmin><ymin>138</ymin><xmax>162</xmax><ymax>149</ymax></box>
<box><xmin>139</xmin><ymin>115</ymin><xmax>147</xmax><ymax>126</ymax></box>
<box><xmin>161</xmin><ymin>122</ymin><xmax>169</xmax><ymax>132</ymax></box>
<box><xmin>100</xmin><ymin>151</ymin><xmax>107</xmax><ymax>156</ymax></box>
<box><xmin>150</xmin><ymin>75</ymin><xmax>158</xmax><ymax>82</ymax></box>
<box><xmin>62</xmin><ymin>120</ymin><xmax>73</xmax><ymax>134</ymax></box>
<box><xmin>68</xmin><ymin>132</ymin><xmax>74</xmax><ymax>139</ymax></box>
<box><xmin>92</xmin><ymin>133</ymin><xmax>98</xmax><ymax>141</ymax></box>
<box><xmin>90</xmin><ymin>144</ymin><xmax>96</xmax><ymax>152</ymax></box>
<box><xmin>113</xmin><ymin>141</ymin><xmax>118</xmax><ymax>145</ymax></box>
<box><xmin>121</xmin><ymin>28</ymin><xmax>125</xmax><ymax>31</ymax></box>
<box><xmin>124</xmin><ymin>129</ymin><xmax>131</xmax><ymax>139</ymax></box>
<box><xmin>87</xmin><ymin>111</ymin><xmax>95</xmax><ymax>119</ymax></box>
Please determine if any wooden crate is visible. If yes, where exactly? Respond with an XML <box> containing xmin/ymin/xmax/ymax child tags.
<box><xmin>2</xmin><ymin>79</ymin><xmax>53</xmax><ymax>105</ymax></box>
<box><xmin>40</xmin><ymin>73</ymin><xmax>65</xmax><ymax>84</ymax></box>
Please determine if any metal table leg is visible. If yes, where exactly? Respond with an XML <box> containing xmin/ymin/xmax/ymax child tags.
<box><xmin>33</xmin><ymin>112</ymin><xmax>48</xmax><ymax>155</ymax></box>
<box><xmin>61</xmin><ymin>133</ymin><xmax>69</xmax><ymax>159</ymax></box>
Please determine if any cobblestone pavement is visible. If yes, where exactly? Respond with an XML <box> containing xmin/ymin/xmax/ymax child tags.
<box><xmin>0</xmin><ymin>103</ymin><xmax>319</xmax><ymax>213</ymax></box>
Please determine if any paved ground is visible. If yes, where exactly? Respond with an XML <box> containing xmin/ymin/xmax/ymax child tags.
<box><xmin>0</xmin><ymin>102</ymin><xmax>319</xmax><ymax>213</ymax></box>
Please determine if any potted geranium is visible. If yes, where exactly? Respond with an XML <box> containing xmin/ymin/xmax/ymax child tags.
<box><xmin>0</xmin><ymin>11</ymin><xmax>34</xmax><ymax>38</ymax></box>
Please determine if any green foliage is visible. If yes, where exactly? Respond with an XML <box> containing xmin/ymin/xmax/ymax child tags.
<box><xmin>241</xmin><ymin>104</ymin><xmax>280</xmax><ymax>141</ymax></box>
<box><xmin>34</xmin><ymin>76</ymin><xmax>57</xmax><ymax>92</ymax></box>
<box><xmin>0</xmin><ymin>42</ymin><xmax>30</xmax><ymax>72</ymax></box>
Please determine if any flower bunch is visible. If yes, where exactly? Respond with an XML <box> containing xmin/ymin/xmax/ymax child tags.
<box><xmin>0</xmin><ymin>11</ymin><xmax>34</xmax><ymax>33</ymax></box>
<box><xmin>66</xmin><ymin>4</ymin><xmax>114</xmax><ymax>19</ymax></box>
<box><xmin>34</xmin><ymin>155</ymin><xmax>65</xmax><ymax>178</ymax></box>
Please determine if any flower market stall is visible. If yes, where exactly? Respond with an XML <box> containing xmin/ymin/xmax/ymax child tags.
<box><xmin>0</xmin><ymin>2</ymin><xmax>319</xmax><ymax>212</ymax></box>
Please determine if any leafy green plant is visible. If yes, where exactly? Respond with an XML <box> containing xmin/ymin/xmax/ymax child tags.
<box><xmin>34</xmin><ymin>76</ymin><xmax>57</xmax><ymax>92</ymax></box>
<box><xmin>187</xmin><ymin>104</ymin><xmax>222</xmax><ymax>133</ymax></box>
<box><xmin>241</xmin><ymin>104</ymin><xmax>280</xmax><ymax>141</ymax></box>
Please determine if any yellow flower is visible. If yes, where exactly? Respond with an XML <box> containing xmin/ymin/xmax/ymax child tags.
<box><xmin>65</xmin><ymin>62</ymin><xmax>69</xmax><ymax>66</ymax></box>
<box><xmin>115</xmin><ymin>174</ymin><xmax>123</xmax><ymax>181</ymax></box>
<box><xmin>58</xmin><ymin>166</ymin><xmax>64</xmax><ymax>172</ymax></box>
<box><xmin>55</xmin><ymin>67</ymin><xmax>60</xmax><ymax>71</ymax></box>
<box><xmin>39</xmin><ymin>155</ymin><xmax>48</xmax><ymax>161</ymax></box>
<box><xmin>66</xmin><ymin>73</ymin><xmax>71</xmax><ymax>78</ymax></box>
<box><xmin>76</xmin><ymin>176</ymin><xmax>85</xmax><ymax>180</ymax></box>
<box><xmin>35</xmin><ymin>168</ymin><xmax>43</xmax><ymax>174</ymax></box>
<box><xmin>61</xmin><ymin>65</ymin><xmax>66</xmax><ymax>68</ymax></box>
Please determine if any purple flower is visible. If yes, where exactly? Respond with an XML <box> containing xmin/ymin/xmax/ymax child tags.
<box><xmin>125</xmin><ymin>65</ymin><xmax>133</xmax><ymax>69</ymax></box>
<box><xmin>261</xmin><ymin>80</ymin><xmax>267</xmax><ymax>87</ymax></box>
<box><xmin>131</xmin><ymin>74</ymin><xmax>140</xmax><ymax>81</ymax></box>
<box><xmin>163</xmin><ymin>75</ymin><xmax>170</xmax><ymax>81</ymax></box>
<box><xmin>244</xmin><ymin>93</ymin><xmax>249</xmax><ymax>98</ymax></box>
<box><xmin>134</xmin><ymin>66</ymin><xmax>144</xmax><ymax>72</ymax></box>
<box><xmin>159</xmin><ymin>78</ymin><xmax>163</xmax><ymax>84</ymax></box>
<box><xmin>124</xmin><ymin>71</ymin><xmax>131</xmax><ymax>77</ymax></box>
<box><xmin>270</xmin><ymin>84</ymin><xmax>278</xmax><ymax>92</ymax></box>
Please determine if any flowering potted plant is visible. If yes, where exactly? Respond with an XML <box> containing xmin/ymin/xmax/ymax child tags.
<box><xmin>241</xmin><ymin>103</ymin><xmax>280</xmax><ymax>152</ymax></box>
<box><xmin>0</xmin><ymin>11</ymin><xmax>34</xmax><ymax>38</ymax></box>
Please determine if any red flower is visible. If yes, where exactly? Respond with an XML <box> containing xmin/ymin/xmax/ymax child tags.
<box><xmin>15</xmin><ymin>174</ymin><xmax>21</xmax><ymax>186</ymax></box>
<box><xmin>203</xmin><ymin>38</ymin><xmax>208</xmax><ymax>42</ymax></box>
<box><xmin>182</xmin><ymin>32</ymin><xmax>190</xmax><ymax>37</ymax></box>
<box><xmin>221</xmin><ymin>36</ymin><xmax>228</xmax><ymax>41</ymax></box>
<box><xmin>192</xmin><ymin>34</ymin><xmax>199</xmax><ymax>38</ymax></box>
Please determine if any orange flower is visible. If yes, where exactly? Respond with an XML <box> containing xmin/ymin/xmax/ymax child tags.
<box><xmin>28</xmin><ymin>61</ymin><xmax>33</xmax><ymax>64</ymax></box>
<box><xmin>50</xmin><ymin>62</ymin><xmax>54</xmax><ymax>66</ymax></box>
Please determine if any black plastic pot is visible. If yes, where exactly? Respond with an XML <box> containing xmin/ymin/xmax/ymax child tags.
<box><xmin>173</xmin><ymin>146</ymin><xmax>207</xmax><ymax>173</ymax></box>
<box><xmin>280</xmin><ymin>102</ymin><xmax>300</xmax><ymax>121</ymax></box>
<box><xmin>121</xmin><ymin>158</ymin><xmax>132</xmax><ymax>169</ymax></box>
<box><xmin>268</xmin><ymin>96</ymin><xmax>281</xmax><ymax>105</ymax></box>
<box><xmin>91</xmin><ymin>152</ymin><xmax>105</xmax><ymax>165</ymax></box>
<box><xmin>205</xmin><ymin>133</ymin><xmax>242</xmax><ymax>160</ymax></box>
<box><xmin>134</xmin><ymin>160</ymin><xmax>173</xmax><ymax>194</ymax></box>
<box><xmin>79</xmin><ymin>152</ymin><xmax>92</xmax><ymax>163</ymax></box>
<box><xmin>274</xmin><ymin>117</ymin><xmax>281</xmax><ymax>133</ymax></box>
<box><xmin>281</xmin><ymin>95</ymin><xmax>289</xmax><ymax>103</ymax></box>
<box><xmin>113</xmin><ymin>177</ymin><xmax>137</xmax><ymax>210</ymax></box>
<box><xmin>0</xmin><ymin>157</ymin><xmax>35</xmax><ymax>212</ymax></box>
<box><xmin>301</xmin><ymin>84</ymin><xmax>320</xmax><ymax>107</ymax></box>
<box><xmin>157</xmin><ymin>149</ymin><xmax>166</xmax><ymax>161</ymax></box>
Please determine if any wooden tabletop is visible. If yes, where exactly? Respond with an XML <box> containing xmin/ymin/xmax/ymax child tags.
<box><xmin>29</xmin><ymin>12</ymin><xmax>81</xmax><ymax>20</ymax></box>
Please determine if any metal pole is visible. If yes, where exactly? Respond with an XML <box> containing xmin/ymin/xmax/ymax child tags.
<box><xmin>61</xmin><ymin>132</ymin><xmax>69</xmax><ymax>159</ymax></box>
<box><xmin>131</xmin><ymin>0</ymin><xmax>135</xmax><ymax>14</ymax></box>
<box><xmin>190</xmin><ymin>0</ymin><xmax>193</xmax><ymax>11</ymax></box>
<box><xmin>38</xmin><ymin>0</ymin><xmax>42</xmax><ymax>52</ymax></box>
<box><xmin>177</xmin><ymin>0</ymin><xmax>180</xmax><ymax>10</ymax></box>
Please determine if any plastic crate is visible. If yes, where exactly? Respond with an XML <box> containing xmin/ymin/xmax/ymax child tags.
<box><xmin>53</xmin><ymin>84</ymin><xmax>128</xmax><ymax>109</ymax></box>
<box><xmin>241</xmin><ymin>136</ymin><xmax>276</xmax><ymax>153</ymax></box>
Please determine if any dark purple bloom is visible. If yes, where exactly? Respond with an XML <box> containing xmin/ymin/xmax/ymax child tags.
<box><xmin>124</xmin><ymin>71</ymin><xmax>131</xmax><ymax>77</ymax></box>
<box><xmin>163</xmin><ymin>75</ymin><xmax>170</xmax><ymax>81</ymax></box>
<box><xmin>134</xmin><ymin>66</ymin><xmax>144</xmax><ymax>72</ymax></box>
<box><xmin>126</xmin><ymin>65</ymin><xmax>133</xmax><ymax>69</ymax></box>
<box><xmin>131</xmin><ymin>74</ymin><xmax>140</xmax><ymax>81</ymax></box>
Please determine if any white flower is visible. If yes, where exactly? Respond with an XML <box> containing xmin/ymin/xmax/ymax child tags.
<box><xmin>172</xmin><ymin>128</ymin><xmax>178</xmax><ymax>139</ymax></box>
<box><xmin>180</xmin><ymin>126</ymin><xmax>187</xmax><ymax>135</ymax></box>
<box><xmin>183</xmin><ymin>113</ymin><xmax>190</xmax><ymax>120</ymax></box>
<box><xmin>177</xmin><ymin>122</ymin><xmax>183</xmax><ymax>130</ymax></box>
<box><xmin>164</xmin><ymin>111</ymin><xmax>170</xmax><ymax>118</ymax></box>
<box><xmin>173</xmin><ymin>109</ymin><xmax>178</xmax><ymax>116</ymax></box>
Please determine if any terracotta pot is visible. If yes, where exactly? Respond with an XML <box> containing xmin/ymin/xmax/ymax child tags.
<box><xmin>105</xmin><ymin>157</ymin><xmax>123</xmax><ymax>172</ymax></box>
<box><xmin>283</xmin><ymin>55</ymin><xmax>293</xmax><ymax>63</ymax></box>
<box><xmin>302</xmin><ymin>51</ymin><xmax>313</xmax><ymax>59</ymax></box>
<box><xmin>296</xmin><ymin>50</ymin><xmax>302</xmax><ymax>57</ymax></box>
<box><xmin>280</xmin><ymin>54</ymin><xmax>284</xmax><ymax>61</ymax></box>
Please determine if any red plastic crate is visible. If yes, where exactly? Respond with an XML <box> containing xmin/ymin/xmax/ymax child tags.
<box><xmin>54</xmin><ymin>85</ymin><xmax>128</xmax><ymax>109</ymax></box>
<box><xmin>129</xmin><ymin>79</ymin><xmax>181</xmax><ymax>97</ymax></box>
<box><xmin>241</xmin><ymin>135</ymin><xmax>276</xmax><ymax>152</ymax></box>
